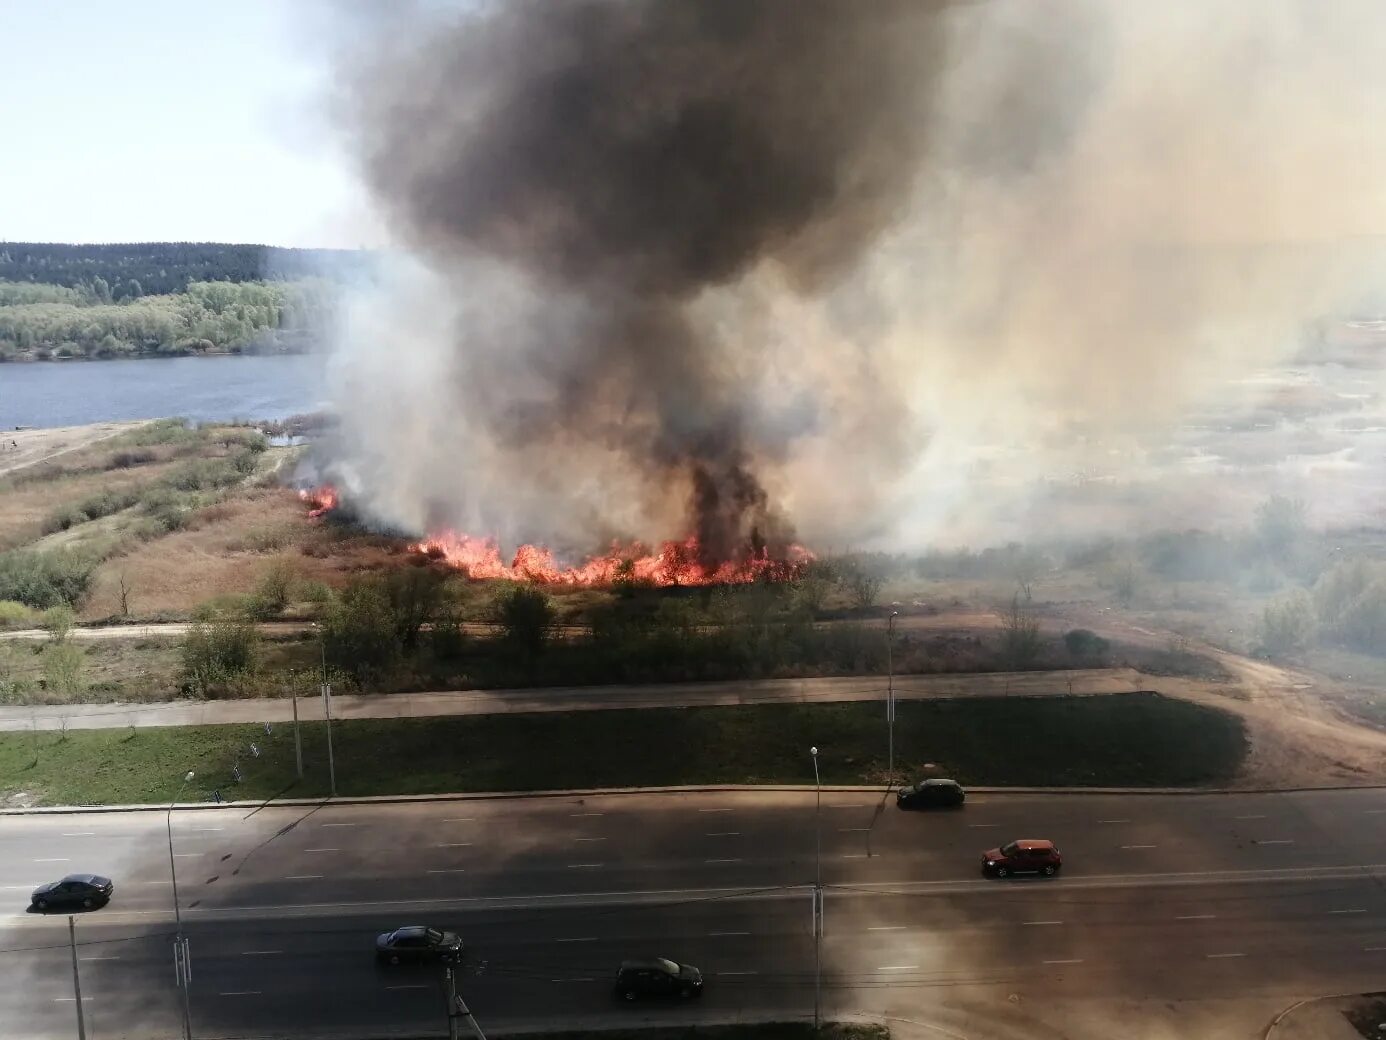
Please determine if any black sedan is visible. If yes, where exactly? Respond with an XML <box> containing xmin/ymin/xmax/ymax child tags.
<box><xmin>375</xmin><ymin>925</ymin><xmax>463</xmax><ymax>964</ymax></box>
<box><xmin>31</xmin><ymin>874</ymin><xmax>113</xmax><ymax>911</ymax></box>
<box><xmin>896</xmin><ymin>778</ymin><xmax>966</xmax><ymax>809</ymax></box>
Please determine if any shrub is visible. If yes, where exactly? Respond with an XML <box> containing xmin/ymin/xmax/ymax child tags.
<box><xmin>0</xmin><ymin>601</ymin><xmax>35</xmax><ymax>629</ymax></box>
<box><xmin>1063</xmin><ymin>628</ymin><xmax>1110</xmax><ymax>661</ymax></box>
<box><xmin>40</xmin><ymin>605</ymin><xmax>76</xmax><ymax>644</ymax></box>
<box><xmin>138</xmin><ymin>488</ymin><xmax>188</xmax><ymax>532</ymax></box>
<box><xmin>0</xmin><ymin>550</ymin><xmax>97</xmax><ymax>609</ymax></box>
<box><xmin>180</xmin><ymin>616</ymin><xmax>259</xmax><ymax>698</ymax></box>
<box><xmin>494</xmin><ymin>583</ymin><xmax>556</xmax><ymax>657</ymax></box>
<box><xmin>1258</xmin><ymin>589</ymin><xmax>1317</xmax><ymax>657</ymax></box>
<box><xmin>43</xmin><ymin>643</ymin><xmax>84</xmax><ymax>700</ymax></box>
<box><xmin>248</xmin><ymin>560</ymin><xmax>296</xmax><ymax>620</ymax></box>
<box><xmin>323</xmin><ymin>579</ymin><xmax>402</xmax><ymax>685</ymax></box>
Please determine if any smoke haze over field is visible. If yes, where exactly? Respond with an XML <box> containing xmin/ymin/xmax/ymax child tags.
<box><xmin>324</xmin><ymin>0</ymin><xmax>1386</xmax><ymax>555</ymax></box>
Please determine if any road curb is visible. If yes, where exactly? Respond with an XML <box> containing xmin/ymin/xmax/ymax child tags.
<box><xmin>1261</xmin><ymin>992</ymin><xmax>1363</xmax><ymax>1038</ymax></box>
<box><xmin>5</xmin><ymin>780</ymin><xmax>1386</xmax><ymax>816</ymax></box>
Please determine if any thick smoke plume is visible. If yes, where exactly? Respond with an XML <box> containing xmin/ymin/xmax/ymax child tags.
<box><xmin>326</xmin><ymin>0</ymin><xmax>1386</xmax><ymax>555</ymax></box>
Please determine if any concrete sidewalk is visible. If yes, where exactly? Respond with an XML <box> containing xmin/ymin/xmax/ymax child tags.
<box><xmin>0</xmin><ymin>667</ymin><xmax>1144</xmax><ymax>732</ymax></box>
<box><xmin>1264</xmin><ymin>994</ymin><xmax>1376</xmax><ymax>1039</ymax></box>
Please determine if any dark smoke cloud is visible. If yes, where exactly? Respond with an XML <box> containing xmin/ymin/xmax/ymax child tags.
<box><xmin>339</xmin><ymin>0</ymin><xmax>957</xmax><ymax>561</ymax></box>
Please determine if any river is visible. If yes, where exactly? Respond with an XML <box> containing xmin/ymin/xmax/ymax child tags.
<box><xmin>0</xmin><ymin>354</ymin><xmax>325</xmax><ymax>429</ymax></box>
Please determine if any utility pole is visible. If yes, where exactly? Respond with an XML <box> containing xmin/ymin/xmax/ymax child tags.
<box><xmin>315</xmin><ymin>623</ymin><xmax>336</xmax><ymax>797</ymax></box>
<box><xmin>886</xmin><ymin>609</ymin><xmax>898</xmax><ymax>781</ymax></box>
<box><xmin>810</xmin><ymin>745</ymin><xmax>822</xmax><ymax>1032</ymax></box>
<box><xmin>67</xmin><ymin>916</ymin><xmax>87</xmax><ymax>1040</ymax></box>
<box><xmin>167</xmin><ymin>770</ymin><xmax>195</xmax><ymax>1040</ymax></box>
<box><xmin>291</xmin><ymin>695</ymin><xmax>303</xmax><ymax>780</ymax></box>
<box><xmin>445</xmin><ymin>964</ymin><xmax>487</xmax><ymax>1040</ymax></box>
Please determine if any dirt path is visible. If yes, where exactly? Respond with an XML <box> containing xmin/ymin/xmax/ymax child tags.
<box><xmin>0</xmin><ymin>420</ymin><xmax>150</xmax><ymax>477</ymax></box>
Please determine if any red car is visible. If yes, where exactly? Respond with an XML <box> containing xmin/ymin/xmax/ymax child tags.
<box><xmin>982</xmin><ymin>839</ymin><xmax>1062</xmax><ymax>878</ymax></box>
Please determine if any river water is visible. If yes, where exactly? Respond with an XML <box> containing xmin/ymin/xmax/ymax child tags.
<box><xmin>0</xmin><ymin>354</ymin><xmax>325</xmax><ymax>429</ymax></box>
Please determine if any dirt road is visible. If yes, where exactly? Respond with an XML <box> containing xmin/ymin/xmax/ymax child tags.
<box><xmin>0</xmin><ymin>420</ymin><xmax>150</xmax><ymax>477</ymax></box>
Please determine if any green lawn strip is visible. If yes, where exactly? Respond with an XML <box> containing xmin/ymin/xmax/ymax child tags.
<box><xmin>0</xmin><ymin>692</ymin><xmax>1246</xmax><ymax>807</ymax></box>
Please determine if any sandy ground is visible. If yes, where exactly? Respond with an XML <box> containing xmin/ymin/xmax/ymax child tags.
<box><xmin>0</xmin><ymin>420</ymin><xmax>150</xmax><ymax>477</ymax></box>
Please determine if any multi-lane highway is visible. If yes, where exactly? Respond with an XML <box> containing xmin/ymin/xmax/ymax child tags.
<box><xmin>4</xmin><ymin>787</ymin><xmax>1386</xmax><ymax>1039</ymax></box>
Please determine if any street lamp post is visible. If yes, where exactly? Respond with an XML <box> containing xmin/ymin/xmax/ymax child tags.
<box><xmin>810</xmin><ymin>745</ymin><xmax>822</xmax><ymax>1032</ymax></box>
<box><xmin>313</xmin><ymin>623</ymin><xmax>337</xmax><ymax>797</ymax></box>
<box><xmin>886</xmin><ymin>610</ymin><xmax>899</xmax><ymax>780</ymax></box>
<box><xmin>167</xmin><ymin>769</ymin><xmax>195</xmax><ymax>1040</ymax></box>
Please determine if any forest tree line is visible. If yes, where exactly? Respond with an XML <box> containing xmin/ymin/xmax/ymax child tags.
<box><xmin>0</xmin><ymin>278</ymin><xmax>338</xmax><ymax>361</ymax></box>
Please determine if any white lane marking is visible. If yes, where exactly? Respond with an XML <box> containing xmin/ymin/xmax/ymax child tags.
<box><xmin>868</xmin><ymin>926</ymin><xmax>906</xmax><ymax>931</ymax></box>
<box><xmin>0</xmin><ymin>885</ymin><xmax>40</xmax><ymax>890</ymax></box>
<box><xmin>573</xmin><ymin>837</ymin><xmax>606</xmax><ymax>842</ymax></box>
<box><xmin>1098</xmin><ymin>819</ymin><xmax>1130</xmax><ymax>824</ymax></box>
<box><xmin>1121</xmin><ymin>845</ymin><xmax>1157</xmax><ymax>850</ymax></box>
<box><xmin>697</xmin><ymin>808</ymin><xmax>734</xmax><ymax>813</ymax></box>
<box><xmin>709</xmin><ymin>931</ymin><xmax>751</xmax><ymax>937</ymax></box>
<box><xmin>1330</xmin><ymin>909</ymin><xmax>1368</xmax><ymax>914</ymax></box>
<box><xmin>192</xmin><ymin>827</ymin><xmax>224</xmax><ymax>832</ymax></box>
<box><xmin>1366</xmin><ymin>946</ymin><xmax>1386</xmax><ymax>952</ymax></box>
<box><xmin>554</xmin><ymin>937</ymin><xmax>598</xmax><ymax>943</ymax></box>
<box><xmin>1043</xmin><ymin>958</ymin><xmax>1083</xmax><ymax>965</ymax></box>
<box><xmin>878</xmin><ymin>965</ymin><xmax>919</xmax><ymax>971</ymax></box>
<box><xmin>34</xmin><ymin>858</ymin><xmax>69</xmax><ymax>863</ymax></box>
<box><xmin>567</xmin><ymin>863</ymin><xmax>603</xmax><ymax>869</ymax></box>
<box><xmin>82</xmin><ymin>956</ymin><xmax>121</xmax><ymax>961</ymax></box>
<box><xmin>241</xmin><ymin>950</ymin><xmax>282</xmax><ymax>956</ymax></box>
<box><xmin>139</xmin><ymin>881</ymin><xmax>171</xmax><ymax>886</ymax></box>
<box><xmin>428</xmin><ymin>869</ymin><xmax>467</xmax><ymax>874</ymax></box>
<box><xmin>1256</xmin><ymin>840</ymin><xmax>1295</xmax><ymax>846</ymax></box>
<box><xmin>828</xmin><ymin>805</ymin><xmax>869</xmax><ymax>809</ymax></box>
<box><xmin>304</xmin><ymin>848</ymin><xmax>338</xmax><ymax>853</ymax></box>
<box><xmin>840</xmin><ymin>854</ymin><xmax>869</xmax><ymax>859</ymax></box>
<box><xmin>551</xmin><ymin>977</ymin><xmax>596</xmax><ymax>982</ymax></box>
<box><xmin>569</xmin><ymin>813</ymin><xmax>605</xmax><ymax>817</ymax></box>
<box><xmin>1206</xmin><ymin>952</ymin><xmax>1245</xmax><ymax>959</ymax></box>
<box><xmin>716</xmin><ymin>971</ymin><xmax>758</xmax><ymax>976</ymax></box>
<box><xmin>173</xmin><ymin>853</ymin><xmax>200</xmax><ymax>858</ymax></box>
<box><xmin>1234</xmin><ymin>815</ymin><xmax>1266</xmax><ymax>820</ymax></box>
<box><xmin>706</xmin><ymin>832</ymin><xmax>741</xmax><ymax>837</ymax></box>
<box><xmin>705</xmin><ymin>858</ymin><xmax>742</xmax><ymax>864</ymax></box>
<box><xmin>1366</xmin><ymin>810</ymin><xmax>1386</xmax><ymax>815</ymax></box>
<box><xmin>219</xmin><ymin>991</ymin><xmax>261</xmax><ymax>996</ymax></box>
<box><xmin>284</xmin><ymin>875</ymin><xmax>323</xmax><ymax>880</ymax></box>
<box><xmin>967</xmin><ymin>824</ymin><xmax>999</xmax><ymax>829</ymax></box>
<box><xmin>385</xmin><ymin>984</ymin><xmax>429</xmax><ymax>990</ymax></box>
<box><xmin>61</xmin><ymin>832</ymin><xmax>96</xmax><ymax>837</ymax></box>
<box><xmin>443</xmin><ymin>818</ymin><xmax>475</xmax><ymax>823</ymax></box>
<box><xmin>54</xmin><ymin>998</ymin><xmax>94</xmax><ymax>1002</ymax></box>
<box><xmin>838</xmin><ymin>828</ymin><xmax>870</xmax><ymax>833</ymax></box>
<box><xmin>437</xmin><ymin>843</ymin><xmax>473</xmax><ymax>848</ymax></box>
<box><xmin>1024</xmin><ymin>920</ymin><xmax>1063</xmax><ymax>926</ymax></box>
<box><xmin>1176</xmin><ymin>914</ymin><xmax>1217</xmax><ymax>920</ymax></box>
<box><xmin>320</xmin><ymin>823</ymin><xmax>357</xmax><ymax>828</ymax></box>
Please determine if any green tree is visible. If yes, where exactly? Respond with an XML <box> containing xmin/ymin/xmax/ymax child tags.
<box><xmin>494</xmin><ymin>584</ymin><xmax>555</xmax><ymax>657</ymax></box>
<box><xmin>40</xmin><ymin>604</ymin><xmax>75</xmax><ymax>644</ymax></box>
<box><xmin>385</xmin><ymin>567</ymin><xmax>446</xmax><ymax>650</ymax></box>
<box><xmin>249</xmin><ymin>559</ymin><xmax>296</xmax><ymax>620</ymax></box>
<box><xmin>180</xmin><ymin>617</ymin><xmax>259</xmax><ymax>697</ymax></box>
<box><xmin>323</xmin><ymin>579</ymin><xmax>400</xmax><ymax>685</ymax></box>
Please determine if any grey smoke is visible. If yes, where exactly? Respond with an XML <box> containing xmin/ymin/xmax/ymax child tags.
<box><xmin>324</xmin><ymin>0</ymin><xmax>1386</xmax><ymax>555</ymax></box>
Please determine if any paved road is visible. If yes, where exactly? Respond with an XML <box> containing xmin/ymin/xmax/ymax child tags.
<box><xmin>0</xmin><ymin>668</ymin><xmax>1144</xmax><ymax>732</ymax></box>
<box><xmin>3</xmin><ymin>788</ymin><xmax>1386</xmax><ymax>1039</ymax></box>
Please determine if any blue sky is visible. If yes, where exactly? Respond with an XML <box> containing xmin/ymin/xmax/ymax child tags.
<box><xmin>0</xmin><ymin>1</ymin><xmax>374</xmax><ymax>248</ymax></box>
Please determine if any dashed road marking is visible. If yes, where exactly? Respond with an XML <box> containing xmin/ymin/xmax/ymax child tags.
<box><xmin>219</xmin><ymin>991</ymin><xmax>261</xmax><ymax>996</ymax></box>
<box><xmin>555</xmin><ymin>937</ymin><xmax>598</xmax><ymax>943</ymax></box>
<box><xmin>428</xmin><ymin>869</ymin><xmax>467</xmax><ymax>874</ymax></box>
<box><xmin>437</xmin><ymin>843</ymin><xmax>473</xmax><ymax>848</ymax></box>
<box><xmin>241</xmin><ymin>950</ymin><xmax>282</xmax><ymax>955</ymax></box>
<box><xmin>567</xmin><ymin>863</ymin><xmax>603</xmax><ymax>869</ymax></box>
<box><xmin>705</xmin><ymin>858</ymin><xmax>742</xmax><ymax>864</ymax></box>
<box><xmin>574</xmin><ymin>837</ymin><xmax>605</xmax><ymax>842</ymax></box>
<box><xmin>1176</xmin><ymin>914</ymin><xmax>1216</xmax><ymax>920</ymax></box>
<box><xmin>1365</xmin><ymin>946</ymin><xmax>1386</xmax><ymax>952</ymax></box>
<box><xmin>1234</xmin><ymin>815</ymin><xmax>1266</xmax><ymax>820</ymax></box>
<box><xmin>1024</xmin><ymin>920</ymin><xmax>1063</xmax><ymax>926</ymax></box>
<box><xmin>61</xmin><ymin>833</ymin><xmax>95</xmax><ymax>837</ymax></box>
<box><xmin>304</xmin><ymin>848</ymin><xmax>338</xmax><ymax>853</ymax></box>
<box><xmin>1121</xmin><ymin>845</ymin><xmax>1157</xmax><ymax>850</ymax></box>
<box><xmin>569</xmin><ymin>813</ymin><xmax>605</xmax><ymax>818</ymax></box>
<box><xmin>320</xmin><ymin>823</ymin><xmax>357</xmax><ymax>828</ymax></box>
<box><xmin>706</xmin><ymin>832</ymin><xmax>741</xmax><ymax>837</ymax></box>
<box><xmin>710</xmin><ymin>931</ymin><xmax>751</xmax><ymax>937</ymax></box>
<box><xmin>1043</xmin><ymin>959</ymin><xmax>1083</xmax><ymax>965</ymax></box>
<box><xmin>1098</xmin><ymin>820</ymin><xmax>1130</xmax><ymax>824</ymax></box>
<box><xmin>868</xmin><ymin>926</ymin><xmax>906</xmax><ymax>931</ymax></box>
<box><xmin>174</xmin><ymin>853</ymin><xmax>200</xmax><ymax>858</ymax></box>
<box><xmin>444</xmin><ymin>818</ymin><xmax>475</xmax><ymax>823</ymax></box>
<box><xmin>968</xmin><ymin>824</ymin><xmax>999</xmax><ymax>828</ymax></box>
<box><xmin>717</xmin><ymin>970</ymin><xmax>758</xmax><ymax>976</ymax></box>
<box><xmin>1330</xmin><ymin>909</ymin><xmax>1368</xmax><ymax>914</ymax></box>
<box><xmin>1256</xmin><ymin>840</ymin><xmax>1294</xmax><ymax>846</ymax></box>
<box><xmin>1206</xmin><ymin>952</ymin><xmax>1245</xmax><ymax>959</ymax></box>
<box><xmin>698</xmin><ymin>808</ymin><xmax>734</xmax><ymax>813</ymax></box>
<box><xmin>878</xmin><ymin>965</ymin><xmax>919</xmax><ymax>971</ymax></box>
<box><xmin>839</xmin><ymin>828</ymin><xmax>870</xmax><ymax>833</ymax></box>
<box><xmin>34</xmin><ymin>858</ymin><xmax>69</xmax><ymax>863</ymax></box>
<box><xmin>82</xmin><ymin>956</ymin><xmax>121</xmax><ymax>962</ymax></box>
<box><xmin>193</xmin><ymin>827</ymin><xmax>224</xmax><ymax>832</ymax></box>
<box><xmin>284</xmin><ymin>874</ymin><xmax>323</xmax><ymax>880</ymax></box>
<box><xmin>551</xmin><ymin>977</ymin><xmax>596</xmax><ymax>983</ymax></box>
<box><xmin>385</xmin><ymin>984</ymin><xmax>429</xmax><ymax>990</ymax></box>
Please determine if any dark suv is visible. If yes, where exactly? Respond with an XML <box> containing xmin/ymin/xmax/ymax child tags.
<box><xmin>982</xmin><ymin>839</ymin><xmax>1062</xmax><ymax>878</ymax></box>
<box><xmin>897</xmin><ymin>778</ymin><xmax>965</xmax><ymax>809</ymax></box>
<box><xmin>614</xmin><ymin>957</ymin><xmax>704</xmax><ymax>1001</ymax></box>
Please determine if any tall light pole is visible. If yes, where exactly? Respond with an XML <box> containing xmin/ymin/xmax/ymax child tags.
<box><xmin>67</xmin><ymin>915</ymin><xmax>87</xmax><ymax>1040</ymax></box>
<box><xmin>886</xmin><ymin>610</ymin><xmax>899</xmax><ymax>781</ymax></box>
<box><xmin>167</xmin><ymin>769</ymin><xmax>195</xmax><ymax>1040</ymax></box>
<box><xmin>313</xmin><ymin>622</ymin><xmax>337</xmax><ymax>797</ymax></box>
<box><xmin>810</xmin><ymin>745</ymin><xmax>822</xmax><ymax>1032</ymax></box>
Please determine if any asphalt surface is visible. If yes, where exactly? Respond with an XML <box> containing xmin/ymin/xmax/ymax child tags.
<box><xmin>0</xmin><ymin>668</ymin><xmax>1144</xmax><ymax>732</ymax></box>
<box><xmin>6</xmin><ymin>788</ymin><xmax>1386</xmax><ymax>1039</ymax></box>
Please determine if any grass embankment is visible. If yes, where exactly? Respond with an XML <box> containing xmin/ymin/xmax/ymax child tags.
<box><xmin>0</xmin><ymin>692</ymin><xmax>1246</xmax><ymax>806</ymax></box>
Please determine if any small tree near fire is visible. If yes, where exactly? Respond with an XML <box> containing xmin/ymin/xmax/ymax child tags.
<box><xmin>1000</xmin><ymin>594</ymin><xmax>1044</xmax><ymax>669</ymax></box>
<box><xmin>495</xmin><ymin>584</ymin><xmax>555</xmax><ymax>657</ymax></box>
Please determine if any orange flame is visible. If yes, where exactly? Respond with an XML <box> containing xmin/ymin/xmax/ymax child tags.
<box><xmin>412</xmin><ymin>530</ymin><xmax>812</xmax><ymax>587</ymax></box>
<box><xmin>297</xmin><ymin>484</ymin><xmax>339</xmax><ymax>519</ymax></box>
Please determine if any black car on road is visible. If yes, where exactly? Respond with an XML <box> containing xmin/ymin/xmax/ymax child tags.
<box><xmin>31</xmin><ymin>874</ymin><xmax>113</xmax><ymax>911</ymax></box>
<box><xmin>614</xmin><ymin>957</ymin><xmax>704</xmax><ymax>1001</ymax></box>
<box><xmin>375</xmin><ymin>925</ymin><xmax>463</xmax><ymax>964</ymax></box>
<box><xmin>896</xmin><ymin>778</ymin><xmax>965</xmax><ymax>809</ymax></box>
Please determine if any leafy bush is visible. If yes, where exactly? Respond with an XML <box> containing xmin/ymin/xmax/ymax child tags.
<box><xmin>40</xmin><ymin>605</ymin><xmax>76</xmax><ymax>644</ymax></box>
<box><xmin>1258</xmin><ymin>589</ymin><xmax>1317</xmax><ymax>657</ymax></box>
<box><xmin>248</xmin><ymin>560</ymin><xmax>296</xmax><ymax>620</ymax></box>
<box><xmin>0</xmin><ymin>601</ymin><xmax>36</xmax><ymax>629</ymax></box>
<box><xmin>494</xmin><ymin>584</ymin><xmax>556</xmax><ymax>657</ymax></box>
<box><xmin>180</xmin><ymin>617</ymin><xmax>259</xmax><ymax>698</ymax></box>
<box><xmin>323</xmin><ymin>579</ymin><xmax>402</xmax><ymax>685</ymax></box>
<box><xmin>1063</xmin><ymin>628</ymin><xmax>1110</xmax><ymax>661</ymax></box>
<box><xmin>0</xmin><ymin>550</ymin><xmax>96</xmax><ymax>609</ymax></box>
<box><xmin>138</xmin><ymin>487</ymin><xmax>188</xmax><ymax>532</ymax></box>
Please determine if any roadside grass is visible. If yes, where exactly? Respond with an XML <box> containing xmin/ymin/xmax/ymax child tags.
<box><xmin>0</xmin><ymin>692</ymin><xmax>1246</xmax><ymax>806</ymax></box>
